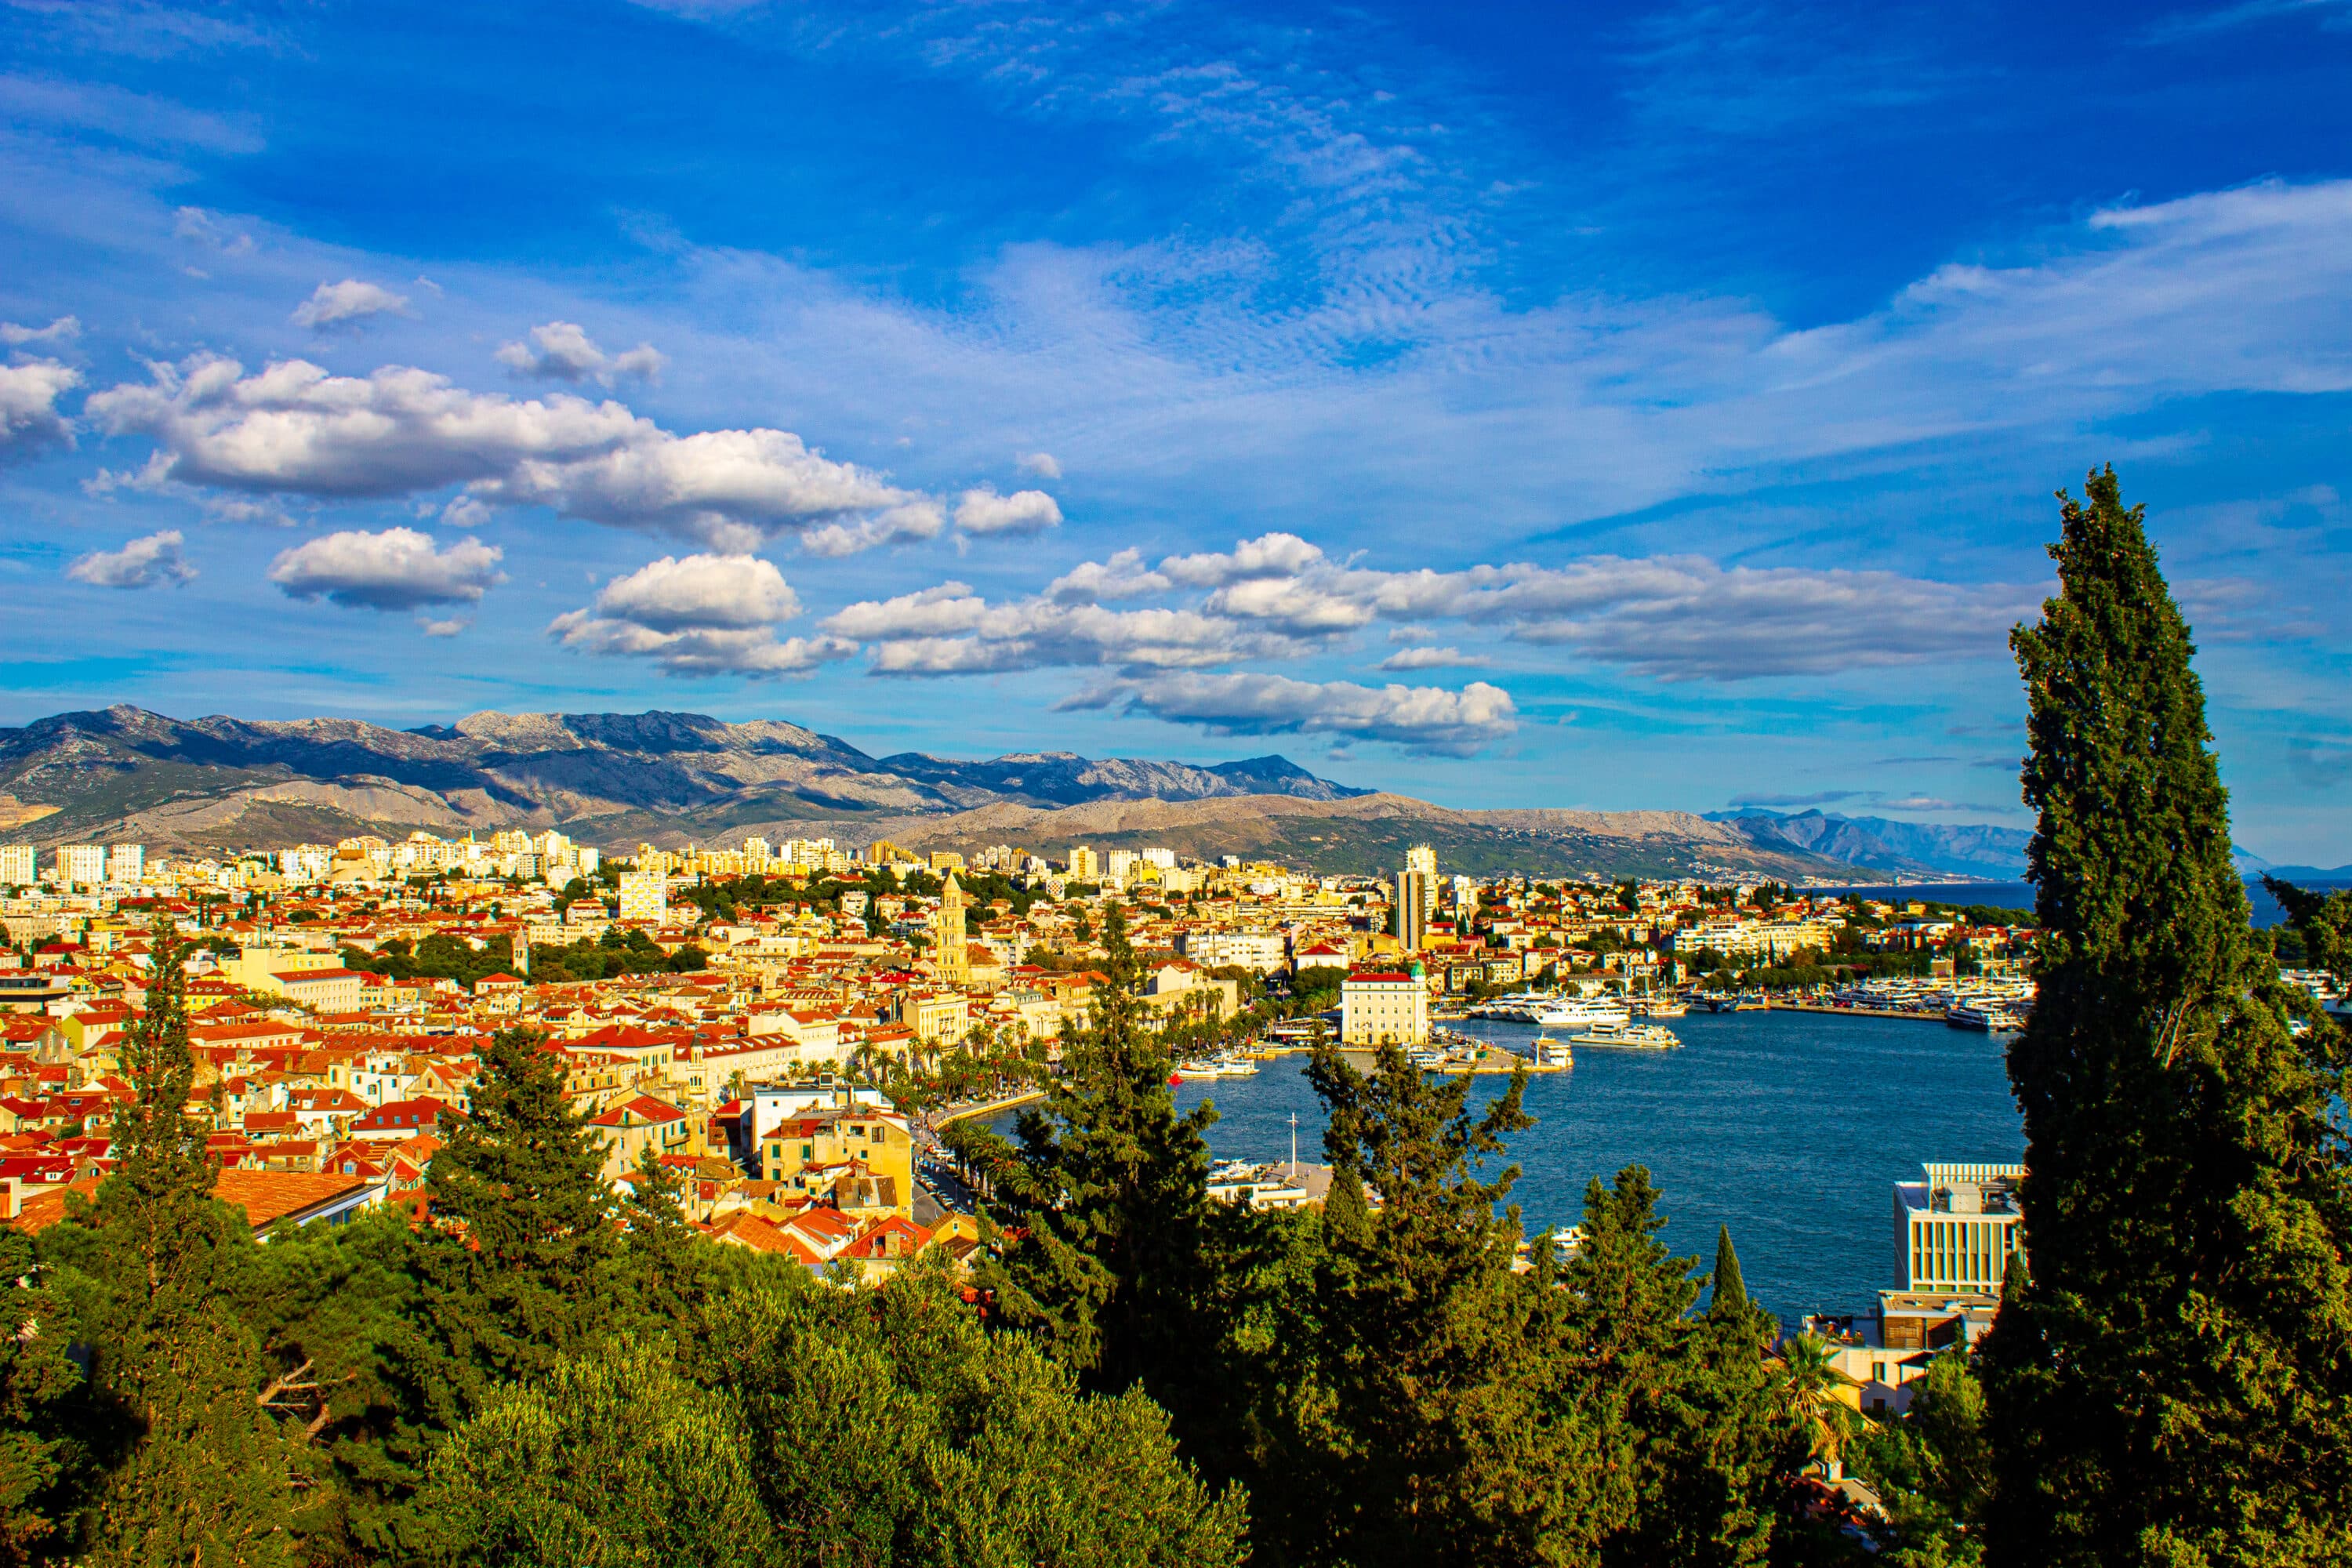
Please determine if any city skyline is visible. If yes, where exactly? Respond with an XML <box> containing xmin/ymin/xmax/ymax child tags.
<box><xmin>4</xmin><ymin>1</ymin><xmax>2349</xmax><ymax>862</ymax></box>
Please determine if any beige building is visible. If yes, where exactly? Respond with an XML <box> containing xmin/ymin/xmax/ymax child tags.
<box><xmin>615</xmin><ymin>869</ymin><xmax>668</xmax><ymax>923</ymax></box>
<box><xmin>1341</xmin><ymin>968</ymin><xmax>1428</xmax><ymax>1046</ymax></box>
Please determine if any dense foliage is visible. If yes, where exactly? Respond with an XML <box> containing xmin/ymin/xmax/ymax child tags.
<box><xmin>1986</xmin><ymin>467</ymin><xmax>2352</xmax><ymax>1566</ymax></box>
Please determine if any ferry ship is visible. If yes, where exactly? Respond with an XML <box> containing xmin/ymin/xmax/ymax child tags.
<box><xmin>1534</xmin><ymin>996</ymin><xmax>1633</xmax><ymax>1029</ymax></box>
<box><xmin>1530</xmin><ymin>1033</ymin><xmax>1574</xmax><ymax>1069</ymax></box>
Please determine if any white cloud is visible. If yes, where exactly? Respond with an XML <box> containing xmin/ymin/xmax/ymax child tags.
<box><xmin>65</xmin><ymin>529</ymin><xmax>194</xmax><ymax>588</ymax></box>
<box><xmin>291</xmin><ymin>280</ymin><xmax>410</xmax><ymax>328</ymax></box>
<box><xmin>1016</xmin><ymin>451</ymin><xmax>1062</xmax><ymax>479</ymax></box>
<box><xmin>800</xmin><ymin>500</ymin><xmax>945</xmax><ymax>557</ymax></box>
<box><xmin>1046</xmin><ymin>547</ymin><xmax>1171</xmax><ymax>603</ymax></box>
<box><xmin>0</xmin><ymin>317</ymin><xmax>79</xmax><ymax>346</ymax></box>
<box><xmin>547</xmin><ymin>613</ymin><xmax>854</xmax><ymax>677</ymax></box>
<box><xmin>824</xmin><ymin>581</ymin><xmax>1301</xmax><ymax>674</ymax></box>
<box><xmin>495</xmin><ymin>321</ymin><xmax>666</xmax><ymax>385</ymax></box>
<box><xmin>1</xmin><ymin>358</ymin><xmax>79</xmax><ymax>459</ymax></box>
<box><xmin>954</xmin><ymin>486</ymin><xmax>1063</xmax><ymax>536</ymax></box>
<box><xmin>419</xmin><ymin>617</ymin><xmax>469</xmax><ymax>637</ymax></box>
<box><xmin>88</xmin><ymin>355</ymin><xmax>934</xmax><ymax>553</ymax></box>
<box><xmin>547</xmin><ymin>550</ymin><xmax>849</xmax><ymax>676</ymax></box>
<box><xmin>1378</xmin><ymin>645</ymin><xmax>1483</xmax><ymax>670</ymax></box>
<box><xmin>267</xmin><ymin>527</ymin><xmax>504</xmax><ymax>611</ymax></box>
<box><xmin>1159</xmin><ymin>532</ymin><xmax>1327</xmax><ymax>586</ymax></box>
<box><xmin>587</xmin><ymin>553</ymin><xmax>800</xmax><ymax>631</ymax></box>
<box><xmin>1120</xmin><ymin>673</ymin><xmax>1519</xmax><ymax>756</ymax></box>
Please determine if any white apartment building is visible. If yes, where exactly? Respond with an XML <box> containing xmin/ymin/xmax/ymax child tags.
<box><xmin>56</xmin><ymin>844</ymin><xmax>107</xmax><ymax>889</ymax></box>
<box><xmin>0</xmin><ymin>845</ymin><xmax>33</xmax><ymax>888</ymax></box>
<box><xmin>1067</xmin><ymin>845</ymin><xmax>1099</xmax><ymax>880</ymax></box>
<box><xmin>616</xmin><ymin>869</ymin><xmax>670</xmax><ymax>924</ymax></box>
<box><xmin>1105</xmin><ymin>848</ymin><xmax>1138</xmax><ymax>882</ymax></box>
<box><xmin>1341</xmin><ymin>969</ymin><xmax>1429</xmax><ymax>1046</ymax></box>
<box><xmin>1179</xmin><ymin>930</ymin><xmax>1288</xmax><ymax>972</ymax></box>
<box><xmin>107</xmin><ymin>844</ymin><xmax>144</xmax><ymax>883</ymax></box>
<box><xmin>1894</xmin><ymin>1163</ymin><xmax>2027</xmax><ymax>1293</ymax></box>
<box><xmin>1141</xmin><ymin>847</ymin><xmax>1178</xmax><ymax>871</ymax></box>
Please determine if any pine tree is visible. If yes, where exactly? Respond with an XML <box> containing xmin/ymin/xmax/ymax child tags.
<box><xmin>362</xmin><ymin>1027</ymin><xmax>619</xmax><ymax>1551</ymax></box>
<box><xmin>1985</xmin><ymin>467</ymin><xmax>2352</xmax><ymax>1563</ymax></box>
<box><xmin>954</xmin><ymin>906</ymin><xmax>1222</xmax><ymax>1411</ymax></box>
<box><xmin>0</xmin><ymin>1218</ymin><xmax>85</xmax><ymax>1565</ymax></box>
<box><xmin>82</xmin><ymin>922</ymin><xmax>293</xmax><ymax>1567</ymax></box>
<box><xmin>1563</xmin><ymin>1171</ymin><xmax>1785</xmax><ymax>1567</ymax></box>
<box><xmin>1294</xmin><ymin>1044</ymin><xmax>1618</xmax><ymax>1566</ymax></box>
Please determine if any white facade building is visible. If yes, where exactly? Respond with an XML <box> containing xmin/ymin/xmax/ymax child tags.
<box><xmin>107</xmin><ymin>844</ymin><xmax>144</xmax><ymax>883</ymax></box>
<box><xmin>0</xmin><ymin>845</ymin><xmax>33</xmax><ymax>888</ymax></box>
<box><xmin>1894</xmin><ymin>1163</ymin><xmax>2027</xmax><ymax>1293</ymax></box>
<box><xmin>56</xmin><ymin>844</ymin><xmax>106</xmax><ymax>889</ymax></box>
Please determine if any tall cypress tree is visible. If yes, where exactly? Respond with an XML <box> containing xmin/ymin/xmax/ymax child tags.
<box><xmin>82</xmin><ymin>923</ymin><xmax>293</xmax><ymax>1566</ymax></box>
<box><xmin>1985</xmin><ymin>467</ymin><xmax>2352</xmax><ymax>1563</ymax></box>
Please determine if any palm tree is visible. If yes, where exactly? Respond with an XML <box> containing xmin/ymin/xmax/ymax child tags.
<box><xmin>1779</xmin><ymin>1332</ymin><xmax>1864</xmax><ymax>1477</ymax></box>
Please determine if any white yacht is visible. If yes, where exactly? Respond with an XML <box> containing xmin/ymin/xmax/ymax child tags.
<box><xmin>1174</xmin><ymin>1056</ymin><xmax>1260</xmax><ymax>1078</ymax></box>
<box><xmin>1569</xmin><ymin>1020</ymin><xmax>1682</xmax><ymax>1051</ymax></box>
<box><xmin>1634</xmin><ymin>996</ymin><xmax>1689</xmax><ymax>1019</ymax></box>
<box><xmin>1535</xmin><ymin>996</ymin><xmax>1633</xmax><ymax>1029</ymax></box>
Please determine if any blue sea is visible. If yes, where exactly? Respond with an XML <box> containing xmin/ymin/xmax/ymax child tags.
<box><xmin>999</xmin><ymin>1009</ymin><xmax>2024</xmax><ymax>1330</ymax></box>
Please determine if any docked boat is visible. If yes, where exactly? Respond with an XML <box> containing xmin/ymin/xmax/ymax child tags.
<box><xmin>1944</xmin><ymin>1003</ymin><xmax>2024</xmax><ymax>1034</ymax></box>
<box><xmin>1534</xmin><ymin>996</ymin><xmax>1633</xmax><ymax>1029</ymax></box>
<box><xmin>1174</xmin><ymin>1056</ymin><xmax>1261</xmax><ymax>1077</ymax></box>
<box><xmin>1531</xmin><ymin>1033</ymin><xmax>1574</xmax><ymax>1069</ymax></box>
<box><xmin>1569</xmin><ymin>1021</ymin><xmax>1682</xmax><ymax>1051</ymax></box>
<box><xmin>1634</xmin><ymin>997</ymin><xmax>1689</xmax><ymax>1019</ymax></box>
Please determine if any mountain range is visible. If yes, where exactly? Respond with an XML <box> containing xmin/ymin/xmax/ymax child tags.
<box><xmin>0</xmin><ymin>704</ymin><xmax>2051</xmax><ymax>883</ymax></box>
<box><xmin>1704</xmin><ymin>808</ymin><xmax>2034</xmax><ymax>880</ymax></box>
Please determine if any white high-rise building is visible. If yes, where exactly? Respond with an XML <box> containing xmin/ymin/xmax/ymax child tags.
<box><xmin>1893</xmin><ymin>1164</ymin><xmax>2027</xmax><ymax>1294</ymax></box>
<box><xmin>1067</xmin><ymin>845</ymin><xmax>1099</xmax><ymax>880</ymax></box>
<box><xmin>1141</xmin><ymin>847</ymin><xmax>1178</xmax><ymax>871</ymax></box>
<box><xmin>107</xmin><ymin>844</ymin><xmax>144</xmax><ymax>883</ymax></box>
<box><xmin>56</xmin><ymin>844</ymin><xmax>107</xmax><ymax>888</ymax></box>
<box><xmin>0</xmin><ymin>845</ymin><xmax>33</xmax><ymax>887</ymax></box>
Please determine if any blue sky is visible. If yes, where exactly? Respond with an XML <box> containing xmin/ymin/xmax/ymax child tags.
<box><xmin>2</xmin><ymin>0</ymin><xmax>2349</xmax><ymax>862</ymax></box>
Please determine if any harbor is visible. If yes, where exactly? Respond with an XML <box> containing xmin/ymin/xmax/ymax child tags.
<box><xmin>1068</xmin><ymin>1005</ymin><xmax>2029</xmax><ymax>1331</ymax></box>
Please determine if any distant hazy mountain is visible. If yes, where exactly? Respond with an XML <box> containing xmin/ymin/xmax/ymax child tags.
<box><xmin>0</xmin><ymin>705</ymin><xmax>1366</xmax><ymax>852</ymax></box>
<box><xmin>1707</xmin><ymin>808</ymin><xmax>2033</xmax><ymax>880</ymax></box>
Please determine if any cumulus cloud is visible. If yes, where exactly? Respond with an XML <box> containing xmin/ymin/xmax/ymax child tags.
<box><xmin>546</xmin><ymin>549</ymin><xmax>852</xmax><ymax>677</ymax></box>
<box><xmin>800</xmin><ymin>501</ymin><xmax>945</xmax><ymax>557</ymax></box>
<box><xmin>0</xmin><ymin>317</ymin><xmax>79</xmax><ymax>346</ymax></box>
<box><xmin>419</xmin><ymin>618</ymin><xmax>469</xmax><ymax>637</ymax></box>
<box><xmin>1159</xmin><ymin>532</ymin><xmax>1327</xmax><ymax>586</ymax></box>
<box><xmin>66</xmin><ymin>529</ymin><xmax>194</xmax><ymax>588</ymax></box>
<box><xmin>87</xmin><ymin>355</ymin><xmax>932</xmax><ymax>553</ymax></box>
<box><xmin>267</xmin><ymin>527</ymin><xmax>504</xmax><ymax>610</ymax></box>
<box><xmin>495</xmin><ymin>321</ymin><xmax>666</xmax><ymax>385</ymax></box>
<box><xmin>822</xmin><ymin>581</ymin><xmax>1301</xmax><ymax>675</ymax></box>
<box><xmin>586</xmin><ymin>553</ymin><xmax>800</xmax><ymax>631</ymax></box>
<box><xmin>0</xmin><ymin>358</ymin><xmax>80</xmax><ymax>459</ymax></box>
<box><xmin>1015</xmin><ymin>451</ymin><xmax>1062</xmax><ymax>479</ymax></box>
<box><xmin>291</xmin><ymin>280</ymin><xmax>410</xmax><ymax>328</ymax></box>
<box><xmin>953</xmin><ymin>486</ymin><xmax>1062</xmax><ymax>536</ymax></box>
<box><xmin>1119</xmin><ymin>673</ymin><xmax>1519</xmax><ymax>756</ymax></box>
<box><xmin>1047</xmin><ymin>547</ymin><xmax>1171</xmax><ymax>603</ymax></box>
